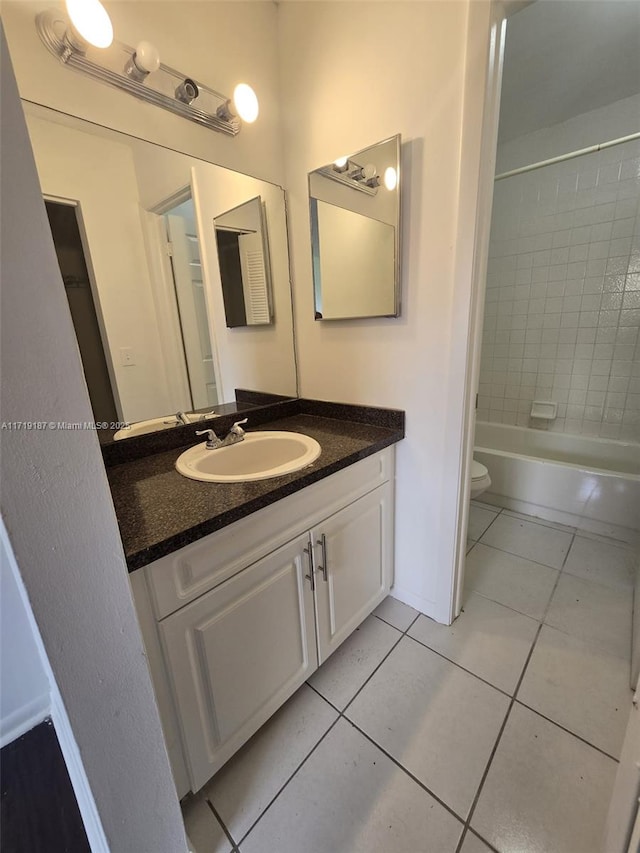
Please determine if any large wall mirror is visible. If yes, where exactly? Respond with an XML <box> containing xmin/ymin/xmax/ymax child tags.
<box><xmin>308</xmin><ymin>134</ymin><xmax>401</xmax><ymax>320</ymax></box>
<box><xmin>23</xmin><ymin>103</ymin><xmax>297</xmax><ymax>441</ymax></box>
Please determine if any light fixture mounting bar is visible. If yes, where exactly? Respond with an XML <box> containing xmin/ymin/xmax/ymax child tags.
<box><xmin>319</xmin><ymin>162</ymin><xmax>379</xmax><ymax>196</ymax></box>
<box><xmin>36</xmin><ymin>8</ymin><xmax>241</xmax><ymax>136</ymax></box>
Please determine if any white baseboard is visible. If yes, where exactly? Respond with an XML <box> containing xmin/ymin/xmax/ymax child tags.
<box><xmin>0</xmin><ymin>693</ymin><xmax>50</xmax><ymax>749</ymax></box>
<box><xmin>389</xmin><ymin>584</ymin><xmax>449</xmax><ymax>624</ymax></box>
<box><xmin>51</xmin><ymin>684</ymin><xmax>110</xmax><ymax>852</ymax></box>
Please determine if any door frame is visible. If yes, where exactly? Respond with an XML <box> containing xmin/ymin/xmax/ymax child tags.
<box><xmin>43</xmin><ymin>193</ymin><xmax>125</xmax><ymax>422</ymax></box>
<box><xmin>152</xmin><ymin>184</ymin><xmax>225</xmax><ymax>406</ymax></box>
<box><xmin>448</xmin><ymin>1</ymin><xmax>528</xmax><ymax>622</ymax></box>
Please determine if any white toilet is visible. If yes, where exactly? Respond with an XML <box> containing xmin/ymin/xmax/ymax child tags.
<box><xmin>470</xmin><ymin>459</ymin><xmax>491</xmax><ymax>500</ymax></box>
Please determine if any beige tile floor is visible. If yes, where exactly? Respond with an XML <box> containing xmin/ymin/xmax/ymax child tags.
<box><xmin>183</xmin><ymin>503</ymin><xmax>635</xmax><ymax>853</ymax></box>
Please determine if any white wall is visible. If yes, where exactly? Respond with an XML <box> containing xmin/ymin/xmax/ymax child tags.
<box><xmin>2</xmin><ymin>1</ymin><xmax>285</xmax><ymax>185</ymax></box>
<box><xmin>278</xmin><ymin>1</ymin><xmax>491</xmax><ymax>621</ymax></box>
<box><xmin>27</xmin><ymin>113</ymin><xmax>174</xmax><ymax>423</ymax></box>
<box><xmin>497</xmin><ymin>93</ymin><xmax>640</xmax><ymax>175</ymax></box>
<box><xmin>480</xmin><ymin>99</ymin><xmax>640</xmax><ymax>443</ymax></box>
<box><xmin>0</xmin><ymin>524</ymin><xmax>50</xmax><ymax>748</ymax></box>
<box><xmin>0</xmin><ymin>34</ymin><xmax>188</xmax><ymax>852</ymax></box>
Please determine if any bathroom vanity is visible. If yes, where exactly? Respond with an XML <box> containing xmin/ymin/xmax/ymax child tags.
<box><xmin>105</xmin><ymin>400</ymin><xmax>404</xmax><ymax>797</ymax></box>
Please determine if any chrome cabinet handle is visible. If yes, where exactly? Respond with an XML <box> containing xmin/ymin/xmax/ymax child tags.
<box><xmin>316</xmin><ymin>533</ymin><xmax>328</xmax><ymax>582</ymax></box>
<box><xmin>303</xmin><ymin>537</ymin><xmax>315</xmax><ymax>591</ymax></box>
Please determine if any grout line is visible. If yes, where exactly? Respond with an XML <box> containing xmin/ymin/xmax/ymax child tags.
<box><xmin>457</xmin><ymin>824</ymin><xmax>501</xmax><ymax>853</ymax></box>
<box><xmin>345</xmin><ymin>717</ymin><xmax>466</xmax><ymax>828</ymax></box>
<box><xmin>454</xmin><ymin>618</ymin><xmax>545</xmax><ymax>853</ymax></box>
<box><xmin>466</xmin><ymin>827</ymin><xmax>502</xmax><ymax>853</ymax></box>
<box><xmin>558</xmin><ymin>530</ymin><xmax>578</xmax><ymax>574</ymax></box>
<box><xmin>232</xmin><ymin>714</ymin><xmax>343</xmax><ymax>847</ymax></box>
<box><xmin>513</xmin><ymin>699</ymin><xmax>620</xmax><ymax>763</ymax></box>
<box><xmin>306</xmin><ymin>680</ymin><xmax>341</xmax><ymax>713</ymax></box>
<box><xmin>569</xmin><ymin>529</ymin><xmax>636</xmax><ymax>549</ymax></box>
<box><xmin>471</xmin><ymin>538</ymin><xmax>570</xmax><ymax>572</ymax></box>
<box><xmin>205</xmin><ymin>799</ymin><xmax>240</xmax><ymax>852</ymax></box>
<box><xmin>233</xmin><ymin>606</ymin><xmax>421</xmax><ymax>847</ymax></box>
<box><xmin>472</xmin><ymin>507</ymin><xmax>503</xmax><ymax>543</ymax></box>
<box><xmin>403</xmin><ymin>632</ymin><xmax>514</xmax><ymax>700</ymax></box>
<box><xmin>372</xmin><ymin>610</ymin><xmax>420</xmax><ymax>633</ymax></box>
<box><xmin>507</xmin><ymin>527</ymin><xmax>627</xmax><ymax>764</ymax></box>
<box><xmin>457</xmin><ymin>535</ymin><xmax>573</xmax><ymax>853</ymax></box>
<box><xmin>452</xmin><ymin>700</ymin><xmax>514</xmax><ymax>853</ymax></box>
<box><xmin>341</xmin><ymin>613</ymin><xmax>419</xmax><ymax>715</ymax></box>
<box><xmin>500</xmin><ymin>508</ymin><xmax>577</xmax><ymax>535</ymax></box>
<box><xmin>559</xmin><ymin>567</ymin><xmax>635</xmax><ymax>596</ymax></box>
<box><xmin>514</xmin><ymin>544</ymin><xmax>567</xmax><ymax>701</ymax></box>
<box><xmin>466</xmin><ymin>585</ymin><xmax>553</xmax><ymax>623</ymax></box>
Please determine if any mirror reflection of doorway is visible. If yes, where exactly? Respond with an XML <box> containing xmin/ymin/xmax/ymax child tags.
<box><xmin>163</xmin><ymin>197</ymin><xmax>218</xmax><ymax>410</ymax></box>
<box><xmin>44</xmin><ymin>200</ymin><xmax>119</xmax><ymax>423</ymax></box>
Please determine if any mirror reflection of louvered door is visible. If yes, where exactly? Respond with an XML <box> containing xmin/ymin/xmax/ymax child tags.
<box><xmin>238</xmin><ymin>231</ymin><xmax>270</xmax><ymax>324</ymax></box>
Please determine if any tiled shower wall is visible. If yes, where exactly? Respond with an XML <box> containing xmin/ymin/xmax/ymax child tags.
<box><xmin>478</xmin><ymin>137</ymin><xmax>640</xmax><ymax>443</ymax></box>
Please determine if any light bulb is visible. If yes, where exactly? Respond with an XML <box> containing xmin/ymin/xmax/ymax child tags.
<box><xmin>384</xmin><ymin>166</ymin><xmax>398</xmax><ymax>191</ymax></box>
<box><xmin>233</xmin><ymin>83</ymin><xmax>259</xmax><ymax>124</ymax></box>
<box><xmin>125</xmin><ymin>40</ymin><xmax>160</xmax><ymax>82</ymax></box>
<box><xmin>334</xmin><ymin>157</ymin><xmax>348</xmax><ymax>168</ymax></box>
<box><xmin>134</xmin><ymin>41</ymin><xmax>160</xmax><ymax>74</ymax></box>
<box><xmin>362</xmin><ymin>163</ymin><xmax>378</xmax><ymax>181</ymax></box>
<box><xmin>65</xmin><ymin>0</ymin><xmax>113</xmax><ymax>48</ymax></box>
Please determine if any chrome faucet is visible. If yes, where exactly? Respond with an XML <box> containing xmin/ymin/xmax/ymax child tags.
<box><xmin>163</xmin><ymin>411</ymin><xmax>191</xmax><ymax>426</ymax></box>
<box><xmin>196</xmin><ymin>418</ymin><xmax>248</xmax><ymax>450</ymax></box>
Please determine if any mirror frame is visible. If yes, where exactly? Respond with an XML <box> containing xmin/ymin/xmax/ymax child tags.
<box><xmin>308</xmin><ymin>133</ymin><xmax>402</xmax><ymax>321</ymax></box>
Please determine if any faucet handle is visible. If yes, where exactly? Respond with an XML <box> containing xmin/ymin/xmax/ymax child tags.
<box><xmin>230</xmin><ymin>418</ymin><xmax>248</xmax><ymax>436</ymax></box>
<box><xmin>195</xmin><ymin>429</ymin><xmax>221</xmax><ymax>449</ymax></box>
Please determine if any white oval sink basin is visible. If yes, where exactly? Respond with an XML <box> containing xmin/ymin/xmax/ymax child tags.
<box><xmin>175</xmin><ymin>431</ymin><xmax>322</xmax><ymax>483</ymax></box>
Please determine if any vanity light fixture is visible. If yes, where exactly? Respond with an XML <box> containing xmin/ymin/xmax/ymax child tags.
<box><xmin>350</xmin><ymin>163</ymin><xmax>380</xmax><ymax>188</ymax></box>
<box><xmin>384</xmin><ymin>166</ymin><xmax>398</xmax><ymax>191</ymax></box>
<box><xmin>65</xmin><ymin>0</ymin><xmax>113</xmax><ymax>49</ymax></box>
<box><xmin>124</xmin><ymin>40</ymin><xmax>161</xmax><ymax>83</ymax></box>
<box><xmin>35</xmin><ymin>6</ymin><xmax>259</xmax><ymax>136</ymax></box>
<box><xmin>324</xmin><ymin>159</ymin><xmax>380</xmax><ymax>195</ymax></box>
<box><xmin>216</xmin><ymin>83</ymin><xmax>260</xmax><ymax>125</ymax></box>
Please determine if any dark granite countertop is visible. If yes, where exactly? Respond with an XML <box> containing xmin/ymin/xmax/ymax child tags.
<box><xmin>107</xmin><ymin>407</ymin><xmax>404</xmax><ymax>571</ymax></box>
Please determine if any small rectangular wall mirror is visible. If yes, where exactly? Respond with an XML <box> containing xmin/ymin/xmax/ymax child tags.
<box><xmin>308</xmin><ymin>134</ymin><xmax>401</xmax><ymax>320</ymax></box>
<box><xmin>214</xmin><ymin>196</ymin><xmax>274</xmax><ymax>328</ymax></box>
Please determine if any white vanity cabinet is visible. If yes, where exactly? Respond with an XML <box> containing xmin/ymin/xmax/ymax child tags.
<box><xmin>132</xmin><ymin>446</ymin><xmax>395</xmax><ymax>795</ymax></box>
<box><xmin>159</xmin><ymin>533</ymin><xmax>318</xmax><ymax>791</ymax></box>
<box><xmin>311</xmin><ymin>486</ymin><xmax>392</xmax><ymax>663</ymax></box>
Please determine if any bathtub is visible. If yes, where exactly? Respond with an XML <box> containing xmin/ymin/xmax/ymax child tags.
<box><xmin>474</xmin><ymin>421</ymin><xmax>640</xmax><ymax>539</ymax></box>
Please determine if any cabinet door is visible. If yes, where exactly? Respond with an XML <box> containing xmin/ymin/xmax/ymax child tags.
<box><xmin>159</xmin><ymin>534</ymin><xmax>317</xmax><ymax>791</ymax></box>
<box><xmin>313</xmin><ymin>484</ymin><xmax>393</xmax><ymax>664</ymax></box>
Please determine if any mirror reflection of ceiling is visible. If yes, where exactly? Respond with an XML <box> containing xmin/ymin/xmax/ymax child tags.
<box><xmin>499</xmin><ymin>1</ymin><xmax>640</xmax><ymax>143</ymax></box>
